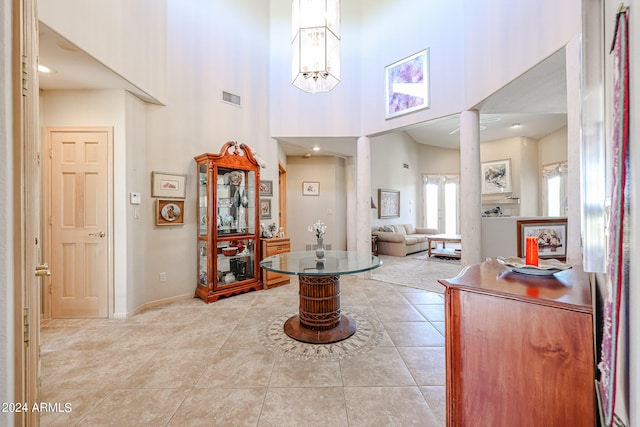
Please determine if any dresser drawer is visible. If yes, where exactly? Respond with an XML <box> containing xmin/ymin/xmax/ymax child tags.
<box><xmin>261</xmin><ymin>237</ymin><xmax>291</xmax><ymax>289</ymax></box>
<box><xmin>265</xmin><ymin>243</ymin><xmax>290</xmax><ymax>256</ymax></box>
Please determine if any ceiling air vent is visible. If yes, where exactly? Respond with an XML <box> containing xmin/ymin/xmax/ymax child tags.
<box><xmin>221</xmin><ymin>91</ymin><xmax>241</xmax><ymax>107</ymax></box>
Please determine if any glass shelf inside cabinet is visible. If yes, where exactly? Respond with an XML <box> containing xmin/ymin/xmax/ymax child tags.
<box><xmin>198</xmin><ymin>165</ymin><xmax>208</xmax><ymax>237</ymax></box>
<box><xmin>216</xmin><ymin>238</ymin><xmax>255</xmax><ymax>286</ymax></box>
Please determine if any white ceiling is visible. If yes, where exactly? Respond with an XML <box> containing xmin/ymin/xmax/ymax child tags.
<box><xmin>38</xmin><ymin>24</ymin><xmax>567</xmax><ymax>158</ymax></box>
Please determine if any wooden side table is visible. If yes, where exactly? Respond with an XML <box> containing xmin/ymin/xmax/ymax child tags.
<box><xmin>371</xmin><ymin>235</ymin><xmax>378</xmax><ymax>256</ymax></box>
<box><xmin>260</xmin><ymin>237</ymin><xmax>290</xmax><ymax>289</ymax></box>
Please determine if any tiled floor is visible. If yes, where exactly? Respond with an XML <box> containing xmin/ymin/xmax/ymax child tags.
<box><xmin>40</xmin><ymin>275</ymin><xmax>446</xmax><ymax>426</ymax></box>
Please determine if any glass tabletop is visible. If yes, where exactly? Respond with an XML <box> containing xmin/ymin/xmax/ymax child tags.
<box><xmin>260</xmin><ymin>250</ymin><xmax>382</xmax><ymax>276</ymax></box>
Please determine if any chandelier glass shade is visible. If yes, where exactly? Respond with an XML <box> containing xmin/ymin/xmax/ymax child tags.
<box><xmin>291</xmin><ymin>0</ymin><xmax>340</xmax><ymax>93</ymax></box>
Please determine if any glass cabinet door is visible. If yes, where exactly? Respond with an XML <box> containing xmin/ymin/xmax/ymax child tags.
<box><xmin>198</xmin><ymin>164</ymin><xmax>208</xmax><ymax>237</ymax></box>
<box><xmin>216</xmin><ymin>237</ymin><xmax>255</xmax><ymax>287</ymax></box>
<box><xmin>216</xmin><ymin>168</ymin><xmax>256</xmax><ymax>236</ymax></box>
<box><xmin>198</xmin><ymin>240</ymin><xmax>208</xmax><ymax>285</ymax></box>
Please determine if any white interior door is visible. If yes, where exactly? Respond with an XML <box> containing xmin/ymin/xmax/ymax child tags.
<box><xmin>48</xmin><ymin>128</ymin><xmax>111</xmax><ymax>318</ymax></box>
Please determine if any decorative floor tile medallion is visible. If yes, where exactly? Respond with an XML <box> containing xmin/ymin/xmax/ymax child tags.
<box><xmin>260</xmin><ymin>310</ymin><xmax>383</xmax><ymax>361</ymax></box>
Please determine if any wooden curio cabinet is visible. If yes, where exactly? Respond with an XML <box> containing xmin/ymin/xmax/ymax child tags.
<box><xmin>194</xmin><ymin>141</ymin><xmax>262</xmax><ymax>303</ymax></box>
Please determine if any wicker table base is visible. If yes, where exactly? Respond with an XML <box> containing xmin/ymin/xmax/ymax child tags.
<box><xmin>283</xmin><ymin>274</ymin><xmax>356</xmax><ymax>344</ymax></box>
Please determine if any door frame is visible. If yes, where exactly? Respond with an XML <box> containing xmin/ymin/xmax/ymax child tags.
<box><xmin>278</xmin><ymin>163</ymin><xmax>287</xmax><ymax>235</ymax></box>
<box><xmin>13</xmin><ymin>0</ymin><xmax>40</xmax><ymax>424</ymax></box>
<box><xmin>43</xmin><ymin>126</ymin><xmax>114</xmax><ymax>319</ymax></box>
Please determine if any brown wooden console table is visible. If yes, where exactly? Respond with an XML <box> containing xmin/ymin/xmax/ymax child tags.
<box><xmin>260</xmin><ymin>250</ymin><xmax>381</xmax><ymax>344</ymax></box>
<box><xmin>438</xmin><ymin>259</ymin><xmax>595</xmax><ymax>426</ymax></box>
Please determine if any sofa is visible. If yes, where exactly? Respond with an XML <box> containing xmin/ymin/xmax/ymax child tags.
<box><xmin>372</xmin><ymin>224</ymin><xmax>439</xmax><ymax>257</ymax></box>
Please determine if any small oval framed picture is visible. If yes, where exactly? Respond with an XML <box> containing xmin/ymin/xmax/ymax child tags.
<box><xmin>156</xmin><ymin>199</ymin><xmax>185</xmax><ymax>225</ymax></box>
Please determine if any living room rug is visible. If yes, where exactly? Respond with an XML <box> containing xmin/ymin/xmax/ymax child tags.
<box><xmin>370</xmin><ymin>253</ymin><xmax>462</xmax><ymax>293</ymax></box>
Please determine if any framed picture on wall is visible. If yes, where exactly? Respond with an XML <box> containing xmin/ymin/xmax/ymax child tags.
<box><xmin>302</xmin><ymin>181</ymin><xmax>320</xmax><ymax>196</ymax></box>
<box><xmin>385</xmin><ymin>49</ymin><xmax>430</xmax><ymax>119</ymax></box>
<box><xmin>481</xmin><ymin>159</ymin><xmax>513</xmax><ymax>194</ymax></box>
<box><xmin>516</xmin><ymin>218</ymin><xmax>568</xmax><ymax>260</ymax></box>
<box><xmin>378</xmin><ymin>189</ymin><xmax>400</xmax><ymax>219</ymax></box>
<box><xmin>156</xmin><ymin>199</ymin><xmax>185</xmax><ymax>226</ymax></box>
<box><xmin>260</xmin><ymin>199</ymin><xmax>272</xmax><ymax>219</ymax></box>
<box><xmin>259</xmin><ymin>180</ymin><xmax>273</xmax><ymax>196</ymax></box>
<box><xmin>151</xmin><ymin>172</ymin><xmax>187</xmax><ymax>199</ymax></box>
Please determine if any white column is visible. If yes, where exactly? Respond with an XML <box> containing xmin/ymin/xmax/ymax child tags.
<box><xmin>459</xmin><ymin>110</ymin><xmax>482</xmax><ymax>266</ymax></box>
<box><xmin>345</xmin><ymin>156</ymin><xmax>356</xmax><ymax>251</ymax></box>
<box><xmin>356</xmin><ymin>136</ymin><xmax>372</xmax><ymax>255</ymax></box>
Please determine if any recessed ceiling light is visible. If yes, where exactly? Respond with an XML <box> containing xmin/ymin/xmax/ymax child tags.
<box><xmin>511</xmin><ymin>123</ymin><xmax>522</xmax><ymax>128</ymax></box>
<box><xmin>312</xmin><ymin>146</ymin><xmax>320</xmax><ymax>151</ymax></box>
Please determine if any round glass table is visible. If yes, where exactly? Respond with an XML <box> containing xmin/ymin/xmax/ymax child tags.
<box><xmin>260</xmin><ymin>250</ymin><xmax>381</xmax><ymax>344</ymax></box>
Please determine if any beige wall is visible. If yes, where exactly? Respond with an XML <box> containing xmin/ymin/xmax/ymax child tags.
<box><xmin>39</xmin><ymin>0</ymin><xmax>166</xmax><ymax>103</ymax></box>
<box><xmin>370</xmin><ymin>132</ymin><xmax>421</xmax><ymax>228</ymax></box>
<box><xmin>481</xmin><ymin>137</ymin><xmax>539</xmax><ymax>216</ymax></box>
<box><xmin>285</xmin><ymin>156</ymin><xmax>347</xmax><ymax>252</ymax></box>
<box><xmin>539</xmin><ymin>126</ymin><xmax>568</xmax><ymax>166</ymax></box>
<box><xmin>38</xmin><ymin>0</ymin><xmax>275</xmax><ymax>316</ymax></box>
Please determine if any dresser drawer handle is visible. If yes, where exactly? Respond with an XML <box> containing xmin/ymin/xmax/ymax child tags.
<box><xmin>276</xmin><ymin>246</ymin><xmax>282</xmax><ymax>250</ymax></box>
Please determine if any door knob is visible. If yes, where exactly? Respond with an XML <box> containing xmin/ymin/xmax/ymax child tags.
<box><xmin>88</xmin><ymin>231</ymin><xmax>106</xmax><ymax>238</ymax></box>
<box><xmin>35</xmin><ymin>263</ymin><xmax>51</xmax><ymax>277</ymax></box>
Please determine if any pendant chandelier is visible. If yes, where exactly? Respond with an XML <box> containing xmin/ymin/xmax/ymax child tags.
<box><xmin>291</xmin><ymin>0</ymin><xmax>340</xmax><ymax>93</ymax></box>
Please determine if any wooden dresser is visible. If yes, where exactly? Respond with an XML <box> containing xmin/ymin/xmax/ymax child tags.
<box><xmin>438</xmin><ymin>259</ymin><xmax>595</xmax><ymax>427</ymax></box>
<box><xmin>260</xmin><ymin>237</ymin><xmax>290</xmax><ymax>289</ymax></box>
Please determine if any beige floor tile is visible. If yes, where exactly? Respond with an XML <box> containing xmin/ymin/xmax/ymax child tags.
<box><xmin>397</xmin><ymin>346</ymin><xmax>446</xmax><ymax>386</ymax></box>
<box><xmin>401</xmin><ymin>291</ymin><xmax>445</xmax><ymax>305</ymax></box>
<box><xmin>421</xmin><ymin>386</ymin><xmax>447</xmax><ymax>426</ymax></box>
<box><xmin>259</xmin><ymin>387</ymin><xmax>349</xmax><ymax>427</ymax></box>
<box><xmin>269</xmin><ymin>357</ymin><xmax>343</xmax><ymax>387</ymax></box>
<box><xmin>384</xmin><ymin>321</ymin><xmax>445</xmax><ymax>347</ymax></box>
<box><xmin>76</xmin><ymin>388</ymin><xmax>190</xmax><ymax>426</ymax></box>
<box><xmin>195</xmin><ymin>347</ymin><xmax>276</xmax><ymax>388</ymax></box>
<box><xmin>414</xmin><ymin>304</ymin><xmax>445</xmax><ymax>322</ymax></box>
<box><xmin>39</xmin><ymin>387</ymin><xmax>112</xmax><ymax>426</ymax></box>
<box><xmin>168</xmin><ymin>388</ymin><xmax>266</xmax><ymax>427</ymax></box>
<box><xmin>120</xmin><ymin>349</ymin><xmax>211</xmax><ymax>389</ymax></box>
<box><xmin>373</xmin><ymin>304</ymin><xmax>426</xmax><ymax>322</ymax></box>
<box><xmin>365</xmin><ymin>288</ymin><xmax>411</xmax><ymax>306</ymax></box>
<box><xmin>39</xmin><ymin>261</ymin><xmax>449</xmax><ymax>425</ymax></box>
<box><xmin>432</xmin><ymin>321</ymin><xmax>446</xmax><ymax>336</ymax></box>
<box><xmin>340</xmin><ymin>346</ymin><xmax>415</xmax><ymax>386</ymax></box>
<box><xmin>344</xmin><ymin>386</ymin><xmax>441</xmax><ymax>427</ymax></box>
<box><xmin>162</xmin><ymin>324</ymin><xmax>232</xmax><ymax>351</ymax></box>
<box><xmin>109</xmin><ymin>324</ymin><xmax>188</xmax><ymax>351</ymax></box>
<box><xmin>42</xmin><ymin>349</ymin><xmax>158</xmax><ymax>391</ymax></box>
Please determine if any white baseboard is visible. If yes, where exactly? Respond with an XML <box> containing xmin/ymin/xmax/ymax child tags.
<box><xmin>112</xmin><ymin>293</ymin><xmax>194</xmax><ymax>319</ymax></box>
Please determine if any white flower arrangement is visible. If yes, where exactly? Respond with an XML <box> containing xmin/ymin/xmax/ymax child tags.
<box><xmin>308</xmin><ymin>219</ymin><xmax>327</xmax><ymax>238</ymax></box>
